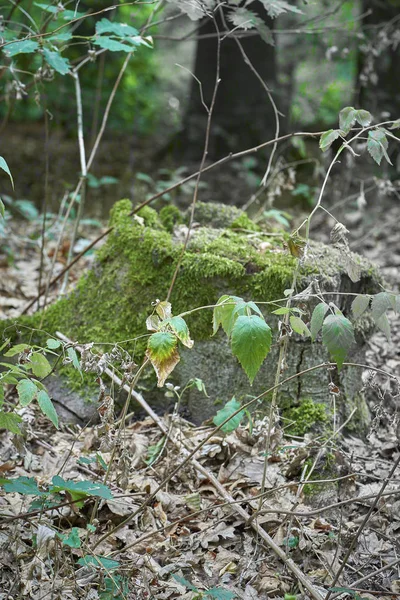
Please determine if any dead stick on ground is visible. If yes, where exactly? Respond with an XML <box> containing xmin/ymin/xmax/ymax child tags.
<box><xmin>56</xmin><ymin>332</ymin><xmax>323</xmax><ymax>600</ymax></box>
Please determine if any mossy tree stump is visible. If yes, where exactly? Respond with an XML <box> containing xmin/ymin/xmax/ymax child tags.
<box><xmin>10</xmin><ymin>200</ymin><xmax>381</xmax><ymax>430</ymax></box>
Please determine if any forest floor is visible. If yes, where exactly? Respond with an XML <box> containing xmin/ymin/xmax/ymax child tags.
<box><xmin>0</xmin><ymin>180</ymin><xmax>400</xmax><ymax>600</ymax></box>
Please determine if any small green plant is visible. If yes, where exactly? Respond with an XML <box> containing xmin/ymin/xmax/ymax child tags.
<box><xmin>0</xmin><ymin>337</ymin><xmax>81</xmax><ymax>433</ymax></box>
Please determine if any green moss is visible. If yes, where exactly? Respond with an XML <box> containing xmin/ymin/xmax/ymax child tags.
<box><xmin>136</xmin><ymin>205</ymin><xmax>163</xmax><ymax>228</ymax></box>
<box><xmin>0</xmin><ymin>199</ymin><xmax>380</xmax><ymax>382</ymax></box>
<box><xmin>159</xmin><ymin>205</ymin><xmax>183</xmax><ymax>232</ymax></box>
<box><xmin>191</xmin><ymin>201</ymin><xmax>243</xmax><ymax>228</ymax></box>
<box><xmin>230</xmin><ymin>213</ymin><xmax>260</xmax><ymax>232</ymax></box>
<box><xmin>283</xmin><ymin>397</ymin><xmax>328</xmax><ymax>436</ymax></box>
<box><xmin>302</xmin><ymin>452</ymin><xmax>337</xmax><ymax>497</ymax></box>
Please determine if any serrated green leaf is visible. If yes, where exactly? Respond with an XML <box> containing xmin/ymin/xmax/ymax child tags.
<box><xmin>375</xmin><ymin>313</ymin><xmax>391</xmax><ymax>341</ymax></box>
<box><xmin>50</xmin><ymin>475</ymin><xmax>113</xmax><ymax>499</ymax></box>
<box><xmin>94</xmin><ymin>36</ymin><xmax>135</xmax><ymax>53</ymax></box>
<box><xmin>146</xmin><ymin>332</ymin><xmax>179</xmax><ymax>387</ymax></box>
<box><xmin>147</xmin><ymin>332</ymin><xmax>177</xmax><ymax>361</ymax></box>
<box><xmin>43</xmin><ymin>48</ymin><xmax>70</xmax><ymax>74</ymax></box>
<box><xmin>58</xmin><ymin>527</ymin><xmax>81</xmax><ymax>548</ymax></box>
<box><xmin>4</xmin><ymin>343</ymin><xmax>30</xmax><ymax>357</ymax></box>
<box><xmin>290</xmin><ymin>315</ymin><xmax>311</xmax><ymax>337</ymax></box>
<box><xmin>3</xmin><ymin>39</ymin><xmax>39</xmax><ymax>57</ymax></box>
<box><xmin>371</xmin><ymin>292</ymin><xmax>395</xmax><ymax>321</ymax></box>
<box><xmin>352</xmin><ymin>295</ymin><xmax>371</xmax><ymax>319</ymax></box>
<box><xmin>0</xmin><ymin>411</ymin><xmax>22</xmax><ymax>434</ymax></box>
<box><xmin>213</xmin><ymin>295</ymin><xmax>242</xmax><ymax>336</ymax></box>
<box><xmin>46</xmin><ymin>338</ymin><xmax>61</xmax><ymax>349</ymax></box>
<box><xmin>3</xmin><ymin>476</ymin><xmax>46</xmax><ymax>495</ymax></box>
<box><xmin>48</xmin><ymin>31</ymin><xmax>73</xmax><ymax>43</ymax></box>
<box><xmin>354</xmin><ymin>109</ymin><xmax>372</xmax><ymax>127</ymax></box>
<box><xmin>168</xmin><ymin>316</ymin><xmax>193</xmax><ymax>348</ymax></box>
<box><xmin>0</xmin><ymin>157</ymin><xmax>14</xmax><ymax>189</ymax></box>
<box><xmin>213</xmin><ymin>397</ymin><xmax>244</xmax><ymax>433</ymax></box>
<box><xmin>319</xmin><ymin>129</ymin><xmax>340</xmax><ymax>152</ymax></box>
<box><xmin>367</xmin><ymin>129</ymin><xmax>392</xmax><ymax>166</ymax></box>
<box><xmin>77</xmin><ymin>555</ymin><xmax>120</xmax><ymax>570</ymax></box>
<box><xmin>310</xmin><ymin>302</ymin><xmax>329</xmax><ymax>341</ymax></box>
<box><xmin>17</xmin><ymin>379</ymin><xmax>38</xmax><ymax>406</ymax></box>
<box><xmin>96</xmin><ymin>18</ymin><xmax>139</xmax><ymax>38</ymax></box>
<box><xmin>37</xmin><ymin>390</ymin><xmax>59</xmax><ymax>428</ymax></box>
<box><xmin>322</xmin><ymin>313</ymin><xmax>355</xmax><ymax>370</ymax></box>
<box><xmin>231</xmin><ymin>315</ymin><xmax>272</xmax><ymax>384</ymax></box>
<box><xmin>339</xmin><ymin>106</ymin><xmax>356</xmax><ymax>134</ymax></box>
<box><xmin>29</xmin><ymin>352</ymin><xmax>52</xmax><ymax>378</ymax></box>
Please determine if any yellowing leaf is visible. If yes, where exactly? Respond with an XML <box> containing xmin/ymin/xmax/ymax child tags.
<box><xmin>168</xmin><ymin>316</ymin><xmax>194</xmax><ymax>348</ymax></box>
<box><xmin>146</xmin><ymin>332</ymin><xmax>179</xmax><ymax>387</ymax></box>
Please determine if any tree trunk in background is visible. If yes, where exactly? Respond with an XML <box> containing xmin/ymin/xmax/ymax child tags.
<box><xmin>357</xmin><ymin>0</ymin><xmax>400</xmax><ymax>119</ymax></box>
<box><xmin>181</xmin><ymin>2</ymin><xmax>278</xmax><ymax>159</ymax></box>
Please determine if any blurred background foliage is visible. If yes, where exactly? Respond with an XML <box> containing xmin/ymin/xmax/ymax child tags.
<box><xmin>0</xmin><ymin>0</ymin><xmax>399</xmax><ymax>216</ymax></box>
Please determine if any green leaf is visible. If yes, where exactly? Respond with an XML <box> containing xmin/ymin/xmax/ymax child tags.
<box><xmin>231</xmin><ymin>315</ymin><xmax>272</xmax><ymax>384</ymax></box>
<box><xmin>272</xmin><ymin>307</ymin><xmax>292</xmax><ymax>315</ymax></box>
<box><xmin>58</xmin><ymin>527</ymin><xmax>81</xmax><ymax>548</ymax></box>
<box><xmin>290</xmin><ymin>315</ymin><xmax>311</xmax><ymax>337</ymax></box>
<box><xmin>207</xmin><ymin>588</ymin><xmax>237</xmax><ymax>600</ymax></box>
<box><xmin>367</xmin><ymin>129</ymin><xmax>391</xmax><ymax>166</ymax></box>
<box><xmin>0</xmin><ymin>198</ymin><xmax>4</xmax><ymax>219</ymax></box>
<box><xmin>339</xmin><ymin>106</ymin><xmax>356</xmax><ymax>134</ymax></box>
<box><xmin>94</xmin><ymin>36</ymin><xmax>133</xmax><ymax>53</ymax></box>
<box><xmin>0</xmin><ymin>411</ymin><xmax>22</xmax><ymax>434</ymax></box>
<box><xmin>77</xmin><ymin>555</ymin><xmax>120</xmax><ymax>570</ymax></box>
<box><xmin>0</xmin><ymin>157</ymin><xmax>14</xmax><ymax>189</ymax></box>
<box><xmin>144</xmin><ymin>437</ymin><xmax>165</xmax><ymax>466</ymax></box>
<box><xmin>260</xmin><ymin>0</ymin><xmax>303</xmax><ymax>18</ymax></box>
<box><xmin>50</xmin><ymin>476</ymin><xmax>113</xmax><ymax>500</ymax></box>
<box><xmin>146</xmin><ymin>332</ymin><xmax>179</xmax><ymax>386</ymax></box>
<box><xmin>322</xmin><ymin>313</ymin><xmax>355</xmax><ymax>370</ymax></box>
<box><xmin>171</xmin><ymin>574</ymin><xmax>198</xmax><ymax>591</ymax></box>
<box><xmin>29</xmin><ymin>353</ymin><xmax>52</xmax><ymax>378</ymax></box>
<box><xmin>4</xmin><ymin>343</ymin><xmax>30</xmax><ymax>356</ymax></box>
<box><xmin>319</xmin><ymin>129</ymin><xmax>340</xmax><ymax>152</ymax></box>
<box><xmin>375</xmin><ymin>313</ymin><xmax>391</xmax><ymax>341</ymax></box>
<box><xmin>3</xmin><ymin>476</ymin><xmax>46</xmax><ymax>495</ymax></box>
<box><xmin>37</xmin><ymin>390</ymin><xmax>59</xmax><ymax>429</ymax></box>
<box><xmin>213</xmin><ymin>295</ymin><xmax>242</xmax><ymax>337</ymax></box>
<box><xmin>310</xmin><ymin>302</ymin><xmax>329</xmax><ymax>341</ymax></box>
<box><xmin>43</xmin><ymin>48</ymin><xmax>70</xmax><ymax>75</ymax></box>
<box><xmin>17</xmin><ymin>379</ymin><xmax>38</xmax><ymax>406</ymax></box>
<box><xmin>168</xmin><ymin>316</ymin><xmax>194</xmax><ymax>348</ymax></box>
<box><xmin>354</xmin><ymin>109</ymin><xmax>372</xmax><ymax>127</ymax></box>
<box><xmin>67</xmin><ymin>347</ymin><xmax>81</xmax><ymax>372</ymax></box>
<box><xmin>352</xmin><ymin>295</ymin><xmax>371</xmax><ymax>319</ymax></box>
<box><xmin>46</xmin><ymin>338</ymin><xmax>61</xmax><ymax>349</ymax></box>
<box><xmin>3</xmin><ymin>40</ymin><xmax>39</xmax><ymax>57</ymax></box>
<box><xmin>96</xmin><ymin>18</ymin><xmax>139</xmax><ymax>38</ymax></box>
<box><xmin>371</xmin><ymin>292</ymin><xmax>395</xmax><ymax>321</ymax></box>
<box><xmin>390</xmin><ymin>119</ymin><xmax>400</xmax><ymax>130</ymax></box>
<box><xmin>213</xmin><ymin>397</ymin><xmax>244</xmax><ymax>433</ymax></box>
